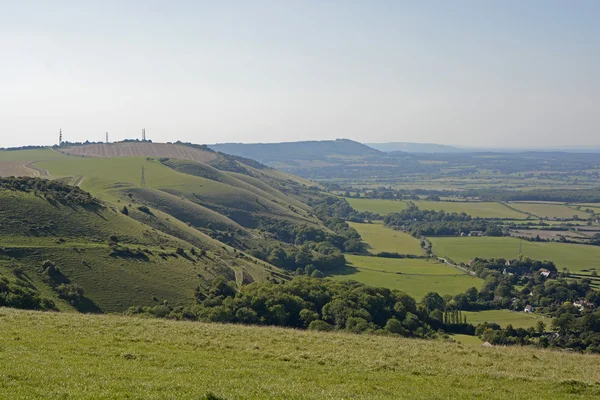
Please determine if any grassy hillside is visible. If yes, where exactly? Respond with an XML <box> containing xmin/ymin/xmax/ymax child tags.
<box><xmin>1</xmin><ymin>308</ymin><xmax>599</xmax><ymax>399</ymax></box>
<box><xmin>0</xmin><ymin>144</ymin><xmax>345</xmax><ymax>313</ymax></box>
<box><xmin>0</xmin><ymin>183</ymin><xmax>279</xmax><ymax>312</ymax></box>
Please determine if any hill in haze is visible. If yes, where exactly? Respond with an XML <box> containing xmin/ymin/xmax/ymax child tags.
<box><xmin>209</xmin><ymin>139</ymin><xmax>382</xmax><ymax>166</ymax></box>
<box><xmin>365</xmin><ymin>142</ymin><xmax>463</xmax><ymax>153</ymax></box>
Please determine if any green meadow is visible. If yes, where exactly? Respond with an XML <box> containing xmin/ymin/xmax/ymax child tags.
<box><xmin>464</xmin><ymin>310</ymin><xmax>548</xmax><ymax>329</ymax></box>
<box><xmin>346</xmin><ymin>198</ymin><xmax>408</xmax><ymax>215</ymax></box>
<box><xmin>1</xmin><ymin>308</ymin><xmax>600</xmax><ymax>399</ymax></box>
<box><xmin>430</xmin><ymin>236</ymin><xmax>600</xmax><ymax>275</ymax></box>
<box><xmin>412</xmin><ymin>200</ymin><xmax>527</xmax><ymax>219</ymax></box>
<box><xmin>330</xmin><ymin>255</ymin><xmax>481</xmax><ymax>300</ymax></box>
<box><xmin>348</xmin><ymin>221</ymin><xmax>423</xmax><ymax>255</ymax></box>
<box><xmin>509</xmin><ymin>202</ymin><xmax>585</xmax><ymax>219</ymax></box>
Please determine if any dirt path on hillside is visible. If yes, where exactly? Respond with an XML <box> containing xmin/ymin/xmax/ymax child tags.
<box><xmin>23</xmin><ymin>162</ymin><xmax>49</xmax><ymax>177</ymax></box>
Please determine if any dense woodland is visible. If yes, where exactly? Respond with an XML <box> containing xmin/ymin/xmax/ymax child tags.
<box><xmin>384</xmin><ymin>205</ymin><xmax>503</xmax><ymax>237</ymax></box>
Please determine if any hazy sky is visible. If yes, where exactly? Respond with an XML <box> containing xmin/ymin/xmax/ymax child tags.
<box><xmin>1</xmin><ymin>0</ymin><xmax>599</xmax><ymax>148</ymax></box>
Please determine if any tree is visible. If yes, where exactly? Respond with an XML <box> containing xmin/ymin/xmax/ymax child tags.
<box><xmin>422</xmin><ymin>292</ymin><xmax>445</xmax><ymax>311</ymax></box>
<box><xmin>536</xmin><ymin>320</ymin><xmax>546</xmax><ymax>334</ymax></box>
<box><xmin>384</xmin><ymin>318</ymin><xmax>404</xmax><ymax>334</ymax></box>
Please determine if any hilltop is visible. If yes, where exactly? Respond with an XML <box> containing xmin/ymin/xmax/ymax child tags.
<box><xmin>1</xmin><ymin>307</ymin><xmax>599</xmax><ymax>399</ymax></box>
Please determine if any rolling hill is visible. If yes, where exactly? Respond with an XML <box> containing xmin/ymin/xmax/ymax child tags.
<box><xmin>0</xmin><ymin>142</ymin><xmax>348</xmax><ymax>313</ymax></box>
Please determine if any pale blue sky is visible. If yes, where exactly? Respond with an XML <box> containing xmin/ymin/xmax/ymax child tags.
<box><xmin>1</xmin><ymin>0</ymin><xmax>598</xmax><ymax>148</ymax></box>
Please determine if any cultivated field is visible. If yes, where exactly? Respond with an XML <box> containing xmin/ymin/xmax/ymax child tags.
<box><xmin>508</xmin><ymin>202</ymin><xmax>585</xmax><ymax>219</ymax></box>
<box><xmin>346</xmin><ymin>198</ymin><xmax>408</xmax><ymax>215</ymax></box>
<box><xmin>330</xmin><ymin>255</ymin><xmax>481</xmax><ymax>300</ymax></box>
<box><xmin>58</xmin><ymin>142</ymin><xmax>217</xmax><ymax>163</ymax></box>
<box><xmin>2</xmin><ymin>308</ymin><xmax>600</xmax><ymax>399</ymax></box>
<box><xmin>348</xmin><ymin>221</ymin><xmax>423</xmax><ymax>255</ymax></box>
<box><xmin>463</xmin><ymin>310</ymin><xmax>548</xmax><ymax>329</ymax></box>
<box><xmin>0</xmin><ymin>161</ymin><xmax>43</xmax><ymax>177</ymax></box>
<box><xmin>429</xmin><ymin>236</ymin><xmax>600</xmax><ymax>275</ymax></box>
<box><xmin>412</xmin><ymin>200</ymin><xmax>527</xmax><ymax>219</ymax></box>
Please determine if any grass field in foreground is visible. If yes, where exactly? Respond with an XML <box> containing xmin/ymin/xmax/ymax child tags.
<box><xmin>509</xmin><ymin>202</ymin><xmax>585</xmax><ymax>219</ymax></box>
<box><xmin>349</xmin><ymin>221</ymin><xmax>423</xmax><ymax>255</ymax></box>
<box><xmin>463</xmin><ymin>310</ymin><xmax>549</xmax><ymax>329</ymax></box>
<box><xmin>346</xmin><ymin>198</ymin><xmax>409</xmax><ymax>215</ymax></box>
<box><xmin>429</xmin><ymin>236</ymin><xmax>600</xmax><ymax>275</ymax></box>
<box><xmin>330</xmin><ymin>255</ymin><xmax>481</xmax><ymax>300</ymax></box>
<box><xmin>412</xmin><ymin>200</ymin><xmax>527</xmax><ymax>219</ymax></box>
<box><xmin>1</xmin><ymin>308</ymin><xmax>600</xmax><ymax>399</ymax></box>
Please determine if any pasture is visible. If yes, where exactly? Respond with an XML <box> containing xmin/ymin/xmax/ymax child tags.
<box><xmin>2</xmin><ymin>308</ymin><xmax>600</xmax><ymax>399</ymax></box>
<box><xmin>508</xmin><ymin>202</ymin><xmax>585</xmax><ymax>219</ymax></box>
<box><xmin>463</xmin><ymin>310</ymin><xmax>547</xmax><ymax>329</ymax></box>
<box><xmin>349</xmin><ymin>221</ymin><xmax>423</xmax><ymax>255</ymax></box>
<box><xmin>429</xmin><ymin>236</ymin><xmax>600</xmax><ymax>275</ymax></box>
<box><xmin>346</xmin><ymin>198</ymin><xmax>408</xmax><ymax>215</ymax></box>
<box><xmin>329</xmin><ymin>255</ymin><xmax>481</xmax><ymax>300</ymax></box>
<box><xmin>412</xmin><ymin>200</ymin><xmax>527</xmax><ymax>219</ymax></box>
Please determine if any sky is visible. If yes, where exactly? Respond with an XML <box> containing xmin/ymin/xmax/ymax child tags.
<box><xmin>1</xmin><ymin>0</ymin><xmax>599</xmax><ymax>148</ymax></box>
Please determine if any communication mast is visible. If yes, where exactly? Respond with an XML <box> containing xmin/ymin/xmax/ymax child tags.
<box><xmin>140</xmin><ymin>165</ymin><xmax>146</xmax><ymax>187</ymax></box>
<box><xmin>59</xmin><ymin>129</ymin><xmax>63</xmax><ymax>145</ymax></box>
<box><xmin>142</xmin><ymin>129</ymin><xmax>146</xmax><ymax>141</ymax></box>
<box><xmin>106</xmin><ymin>132</ymin><xmax>109</xmax><ymax>144</ymax></box>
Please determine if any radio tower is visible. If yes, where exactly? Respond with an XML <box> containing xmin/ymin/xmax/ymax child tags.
<box><xmin>59</xmin><ymin>129</ymin><xmax>63</xmax><ymax>145</ymax></box>
<box><xmin>142</xmin><ymin>129</ymin><xmax>146</xmax><ymax>141</ymax></box>
<box><xmin>140</xmin><ymin>165</ymin><xmax>146</xmax><ymax>187</ymax></box>
<box><xmin>106</xmin><ymin>132</ymin><xmax>109</xmax><ymax>144</ymax></box>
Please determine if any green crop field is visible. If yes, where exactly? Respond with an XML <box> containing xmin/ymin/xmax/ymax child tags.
<box><xmin>412</xmin><ymin>200</ymin><xmax>527</xmax><ymax>219</ymax></box>
<box><xmin>346</xmin><ymin>198</ymin><xmax>408</xmax><ymax>215</ymax></box>
<box><xmin>329</xmin><ymin>255</ymin><xmax>481</xmax><ymax>300</ymax></box>
<box><xmin>1</xmin><ymin>308</ymin><xmax>600</xmax><ymax>399</ymax></box>
<box><xmin>348</xmin><ymin>222</ymin><xmax>423</xmax><ymax>255</ymax></box>
<box><xmin>429</xmin><ymin>236</ymin><xmax>600</xmax><ymax>275</ymax></box>
<box><xmin>508</xmin><ymin>202</ymin><xmax>585</xmax><ymax>219</ymax></box>
<box><xmin>463</xmin><ymin>310</ymin><xmax>548</xmax><ymax>329</ymax></box>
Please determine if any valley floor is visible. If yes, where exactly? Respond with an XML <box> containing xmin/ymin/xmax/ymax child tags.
<box><xmin>1</xmin><ymin>308</ymin><xmax>599</xmax><ymax>399</ymax></box>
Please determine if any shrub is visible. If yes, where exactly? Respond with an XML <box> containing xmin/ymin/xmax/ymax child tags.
<box><xmin>308</xmin><ymin>320</ymin><xmax>333</xmax><ymax>331</ymax></box>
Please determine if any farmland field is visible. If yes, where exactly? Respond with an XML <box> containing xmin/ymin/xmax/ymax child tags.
<box><xmin>0</xmin><ymin>161</ymin><xmax>43</xmax><ymax>177</ymax></box>
<box><xmin>349</xmin><ymin>221</ymin><xmax>423</xmax><ymax>255</ymax></box>
<box><xmin>412</xmin><ymin>200</ymin><xmax>527</xmax><ymax>219</ymax></box>
<box><xmin>329</xmin><ymin>255</ymin><xmax>481</xmax><ymax>300</ymax></box>
<box><xmin>58</xmin><ymin>142</ymin><xmax>217</xmax><ymax>163</ymax></box>
<box><xmin>508</xmin><ymin>202</ymin><xmax>584</xmax><ymax>219</ymax></box>
<box><xmin>429</xmin><ymin>236</ymin><xmax>600</xmax><ymax>275</ymax></box>
<box><xmin>346</xmin><ymin>198</ymin><xmax>408</xmax><ymax>215</ymax></box>
<box><xmin>463</xmin><ymin>310</ymin><xmax>548</xmax><ymax>329</ymax></box>
<box><xmin>2</xmin><ymin>308</ymin><xmax>600</xmax><ymax>399</ymax></box>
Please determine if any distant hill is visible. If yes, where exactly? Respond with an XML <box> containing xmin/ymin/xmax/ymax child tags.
<box><xmin>365</xmin><ymin>142</ymin><xmax>462</xmax><ymax>153</ymax></box>
<box><xmin>209</xmin><ymin>139</ymin><xmax>382</xmax><ymax>166</ymax></box>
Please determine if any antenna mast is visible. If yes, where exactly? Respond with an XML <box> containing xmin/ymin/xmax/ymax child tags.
<box><xmin>140</xmin><ymin>165</ymin><xmax>146</xmax><ymax>187</ymax></box>
<box><xmin>106</xmin><ymin>132</ymin><xmax>109</xmax><ymax>144</ymax></box>
<box><xmin>142</xmin><ymin>128</ymin><xmax>146</xmax><ymax>141</ymax></box>
<box><xmin>59</xmin><ymin>129</ymin><xmax>63</xmax><ymax>145</ymax></box>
